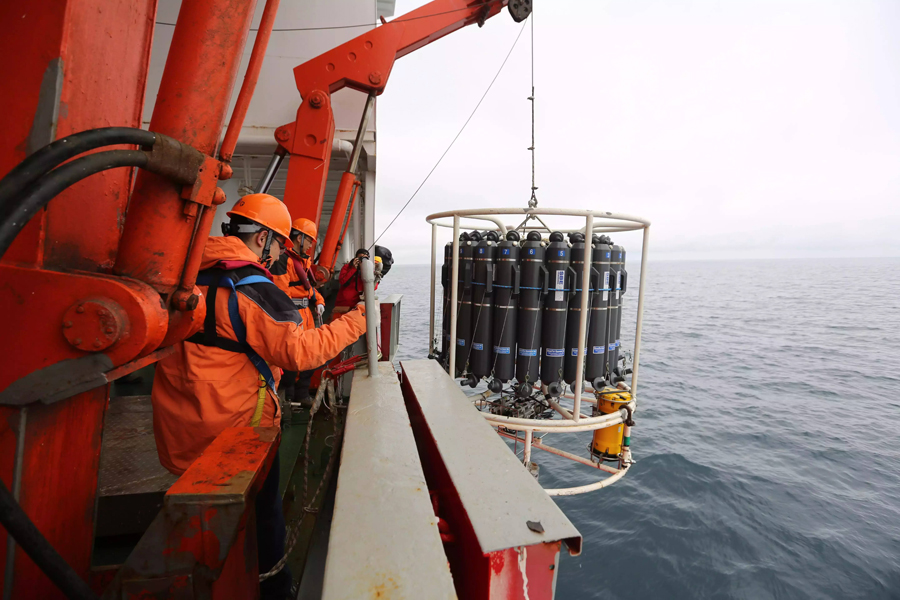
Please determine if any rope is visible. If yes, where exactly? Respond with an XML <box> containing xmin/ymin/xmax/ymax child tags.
<box><xmin>371</xmin><ymin>19</ymin><xmax>529</xmax><ymax>248</ymax></box>
<box><xmin>259</xmin><ymin>378</ymin><xmax>341</xmax><ymax>582</ymax></box>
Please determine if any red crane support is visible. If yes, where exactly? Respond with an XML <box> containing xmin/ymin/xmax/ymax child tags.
<box><xmin>275</xmin><ymin>0</ymin><xmax>531</xmax><ymax>281</ymax></box>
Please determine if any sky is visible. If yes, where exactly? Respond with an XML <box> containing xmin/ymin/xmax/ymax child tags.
<box><xmin>371</xmin><ymin>0</ymin><xmax>900</xmax><ymax>263</ymax></box>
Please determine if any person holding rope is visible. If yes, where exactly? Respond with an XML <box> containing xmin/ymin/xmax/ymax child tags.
<box><xmin>273</xmin><ymin>217</ymin><xmax>326</xmax><ymax>407</ymax></box>
<box><xmin>151</xmin><ymin>194</ymin><xmax>366</xmax><ymax>599</ymax></box>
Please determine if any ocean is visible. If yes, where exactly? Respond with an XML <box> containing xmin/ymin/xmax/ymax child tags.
<box><xmin>377</xmin><ymin>258</ymin><xmax>900</xmax><ymax>600</ymax></box>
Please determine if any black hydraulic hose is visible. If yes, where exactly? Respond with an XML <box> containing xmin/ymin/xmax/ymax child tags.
<box><xmin>0</xmin><ymin>127</ymin><xmax>156</xmax><ymax>208</ymax></box>
<box><xmin>0</xmin><ymin>150</ymin><xmax>149</xmax><ymax>260</ymax></box>
<box><xmin>0</xmin><ymin>479</ymin><xmax>99</xmax><ymax>600</ymax></box>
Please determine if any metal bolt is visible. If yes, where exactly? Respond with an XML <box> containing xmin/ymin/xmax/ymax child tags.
<box><xmin>276</xmin><ymin>128</ymin><xmax>290</xmax><ymax>142</ymax></box>
<box><xmin>308</xmin><ymin>91</ymin><xmax>327</xmax><ymax>109</ymax></box>
<box><xmin>184</xmin><ymin>294</ymin><xmax>200</xmax><ymax>311</ymax></box>
<box><xmin>76</xmin><ymin>305</ymin><xmax>85</xmax><ymax>314</ymax></box>
<box><xmin>74</xmin><ymin>338</ymin><xmax>82</xmax><ymax>346</ymax></box>
<box><xmin>98</xmin><ymin>310</ymin><xmax>108</xmax><ymax>318</ymax></box>
<box><xmin>63</xmin><ymin>321</ymin><xmax>73</xmax><ymax>328</ymax></box>
<box><xmin>93</xmin><ymin>339</ymin><xmax>102</xmax><ymax>348</ymax></box>
<box><xmin>105</xmin><ymin>327</ymin><xmax>115</xmax><ymax>334</ymax></box>
<box><xmin>368</xmin><ymin>71</ymin><xmax>383</xmax><ymax>86</ymax></box>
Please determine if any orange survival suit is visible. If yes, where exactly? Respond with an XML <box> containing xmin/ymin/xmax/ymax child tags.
<box><xmin>152</xmin><ymin>237</ymin><xmax>365</xmax><ymax>475</ymax></box>
<box><xmin>272</xmin><ymin>217</ymin><xmax>323</xmax><ymax>331</ymax></box>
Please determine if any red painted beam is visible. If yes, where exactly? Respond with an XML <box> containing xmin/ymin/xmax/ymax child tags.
<box><xmin>115</xmin><ymin>0</ymin><xmax>259</xmax><ymax>292</ymax></box>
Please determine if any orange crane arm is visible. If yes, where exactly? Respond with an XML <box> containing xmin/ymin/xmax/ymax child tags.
<box><xmin>271</xmin><ymin>0</ymin><xmax>532</xmax><ymax>281</ymax></box>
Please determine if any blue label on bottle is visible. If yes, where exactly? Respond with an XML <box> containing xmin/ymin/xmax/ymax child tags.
<box><xmin>615</xmin><ymin>340</ymin><xmax>621</xmax><ymax>347</ymax></box>
<box><xmin>608</xmin><ymin>344</ymin><xmax>615</xmax><ymax>351</ymax></box>
<box><xmin>502</xmin><ymin>249</ymin><xmax>510</xmax><ymax>255</ymax></box>
<box><xmin>592</xmin><ymin>346</ymin><xmax>605</xmax><ymax>354</ymax></box>
<box><xmin>606</xmin><ymin>252</ymin><xmax>611</xmax><ymax>258</ymax></box>
<box><xmin>472</xmin><ymin>343</ymin><xmax>483</xmax><ymax>350</ymax></box>
<box><xmin>457</xmin><ymin>338</ymin><xmax>466</xmax><ymax>346</ymax></box>
<box><xmin>546</xmin><ymin>348</ymin><xmax>565</xmax><ymax>357</ymax></box>
<box><xmin>558</xmin><ymin>250</ymin><xmax>564</xmax><ymax>256</ymax></box>
<box><xmin>518</xmin><ymin>348</ymin><xmax>537</xmax><ymax>357</ymax></box>
<box><xmin>494</xmin><ymin>346</ymin><xmax>510</xmax><ymax>354</ymax></box>
<box><xmin>478</xmin><ymin>248</ymin><xmax>484</xmax><ymax>254</ymax></box>
<box><xmin>528</xmin><ymin>248</ymin><xmax>535</xmax><ymax>255</ymax></box>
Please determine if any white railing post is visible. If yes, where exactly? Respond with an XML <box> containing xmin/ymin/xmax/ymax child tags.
<box><xmin>572</xmin><ymin>212</ymin><xmax>594</xmax><ymax>421</ymax></box>
<box><xmin>630</xmin><ymin>225</ymin><xmax>650</xmax><ymax>396</ymax></box>
<box><xmin>448</xmin><ymin>215</ymin><xmax>461</xmax><ymax>377</ymax></box>
<box><xmin>429</xmin><ymin>223</ymin><xmax>437</xmax><ymax>356</ymax></box>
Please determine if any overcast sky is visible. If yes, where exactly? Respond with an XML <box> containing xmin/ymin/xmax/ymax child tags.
<box><xmin>371</xmin><ymin>0</ymin><xmax>899</xmax><ymax>263</ymax></box>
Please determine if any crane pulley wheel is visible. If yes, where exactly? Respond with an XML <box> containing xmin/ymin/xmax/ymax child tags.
<box><xmin>508</xmin><ymin>0</ymin><xmax>532</xmax><ymax>23</ymax></box>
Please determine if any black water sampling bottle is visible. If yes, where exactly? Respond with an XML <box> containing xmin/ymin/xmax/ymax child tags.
<box><xmin>611</xmin><ymin>244</ymin><xmax>628</xmax><ymax>383</ymax></box>
<box><xmin>469</xmin><ymin>231</ymin><xmax>499</xmax><ymax>386</ymax></box>
<box><xmin>514</xmin><ymin>231</ymin><xmax>547</xmax><ymax>395</ymax></box>
<box><xmin>564</xmin><ymin>233</ymin><xmax>598</xmax><ymax>387</ymax></box>
<box><xmin>586</xmin><ymin>235</ymin><xmax>612</xmax><ymax>389</ymax></box>
<box><xmin>454</xmin><ymin>232</ymin><xmax>477</xmax><ymax>378</ymax></box>
<box><xmin>439</xmin><ymin>240</ymin><xmax>453</xmax><ymax>366</ymax></box>
<box><xmin>540</xmin><ymin>232</ymin><xmax>573</xmax><ymax>397</ymax></box>
<box><xmin>489</xmin><ymin>231</ymin><xmax>521</xmax><ymax>393</ymax></box>
<box><xmin>606</xmin><ymin>241</ymin><xmax>622</xmax><ymax>382</ymax></box>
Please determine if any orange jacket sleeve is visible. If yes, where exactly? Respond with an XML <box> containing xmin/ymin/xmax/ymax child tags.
<box><xmin>238</xmin><ymin>293</ymin><xmax>366</xmax><ymax>371</ymax></box>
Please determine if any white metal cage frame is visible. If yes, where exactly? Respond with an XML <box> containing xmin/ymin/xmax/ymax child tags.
<box><xmin>425</xmin><ymin>208</ymin><xmax>651</xmax><ymax>496</ymax></box>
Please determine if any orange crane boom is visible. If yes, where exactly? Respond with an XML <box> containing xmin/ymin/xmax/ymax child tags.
<box><xmin>269</xmin><ymin>0</ymin><xmax>532</xmax><ymax>281</ymax></box>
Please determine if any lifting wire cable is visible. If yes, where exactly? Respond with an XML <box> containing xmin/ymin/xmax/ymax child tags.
<box><xmin>371</xmin><ymin>17</ymin><xmax>529</xmax><ymax>249</ymax></box>
<box><xmin>528</xmin><ymin>9</ymin><xmax>538</xmax><ymax>209</ymax></box>
<box><xmin>155</xmin><ymin>1</ymin><xmax>501</xmax><ymax>32</ymax></box>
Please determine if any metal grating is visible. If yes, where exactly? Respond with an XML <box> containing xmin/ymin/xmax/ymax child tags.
<box><xmin>97</xmin><ymin>395</ymin><xmax>178</xmax><ymax>497</ymax></box>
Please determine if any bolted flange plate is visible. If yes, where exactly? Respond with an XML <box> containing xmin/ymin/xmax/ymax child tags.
<box><xmin>62</xmin><ymin>299</ymin><xmax>125</xmax><ymax>352</ymax></box>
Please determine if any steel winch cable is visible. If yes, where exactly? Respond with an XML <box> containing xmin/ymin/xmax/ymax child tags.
<box><xmin>370</xmin><ymin>17</ymin><xmax>529</xmax><ymax>249</ymax></box>
<box><xmin>527</xmin><ymin>8</ymin><xmax>538</xmax><ymax>209</ymax></box>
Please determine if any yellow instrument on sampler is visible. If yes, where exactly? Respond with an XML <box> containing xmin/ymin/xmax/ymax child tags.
<box><xmin>591</xmin><ymin>390</ymin><xmax>632</xmax><ymax>461</ymax></box>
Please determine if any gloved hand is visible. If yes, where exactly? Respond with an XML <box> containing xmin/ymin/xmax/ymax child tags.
<box><xmin>354</xmin><ymin>301</ymin><xmax>367</xmax><ymax>318</ymax></box>
<box><xmin>316</xmin><ymin>304</ymin><xmax>325</xmax><ymax>317</ymax></box>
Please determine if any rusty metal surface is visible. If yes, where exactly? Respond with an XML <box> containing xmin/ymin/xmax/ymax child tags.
<box><xmin>400</xmin><ymin>360</ymin><xmax>582</xmax><ymax>556</ymax></box>
<box><xmin>102</xmin><ymin>427</ymin><xmax>279</xmax><ymax>599</ymax></box>
<box><xmin>98</xmin><ymin>395</ymin><xmax>177</xmax><ymax>496</ymax></box>
<box><xmin>165</xmin><ymin>426</ymin><xmax>279</xmax><ymax>503</ymax></box>
<box><xmin>321</xmin><ymin>362</ymin><xmax>456</xmax><ymax>600</ymax></box>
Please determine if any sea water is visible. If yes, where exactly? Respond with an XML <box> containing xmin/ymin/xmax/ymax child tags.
<box><xmin>377</xmin><ymin>258</ymin><xmax>900</xmax><ymax>599</ymax></box>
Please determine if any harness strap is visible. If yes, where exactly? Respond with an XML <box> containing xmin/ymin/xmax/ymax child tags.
<box><xmin>187</xmin><ymin>272</ymin><xmax>278</xmax><ymax>426</ymax></box>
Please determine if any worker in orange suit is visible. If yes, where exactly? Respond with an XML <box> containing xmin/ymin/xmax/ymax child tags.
<box><xmin>151</xmin><ymin>194</ymin><xmax>366</xmax><ymax>599</ymax></box>
<box><xmin>272</xmin><ymin>217</ymin><xmax>325</xmax><ymax>407</ymax></box>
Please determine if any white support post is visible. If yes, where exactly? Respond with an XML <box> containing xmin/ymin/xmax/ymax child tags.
<box><xmin>630</xmin><ymin>226</ymin><xmax>650</xmax><ymax>396</ymax></box>
<box><xmin>572</xmin><ymin>212</ymin><xmax>594</xmax><ymax>421</ymax></box>
<box><xmin>429</xmin><ymin>223</ymin><xmax>437</xmax><ymax>356</ymax></box>
<box><xmin>361</xmin><ymin>258</ymin><xmax>380</xmax><ymax>378</ymax></box>
<box><xmin>523</xmin><ymin>429</ymin><xmax>533</xmax><ymax>465</ymax></box>
<box><xmin>448</xmin><ymin>216</ymin><xmax>460</xmax><ymax>377</ymax></box>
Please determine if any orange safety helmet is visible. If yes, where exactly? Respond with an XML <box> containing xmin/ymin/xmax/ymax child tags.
<box><xmin>226</xmin><ymin>194</ymin><xmax>292</xmax><ymax>240</ymax></box>
<box><xmin>290</xmin><ymin>217</ymin><xmax>318</xmax><ymax>244</ymax></box>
